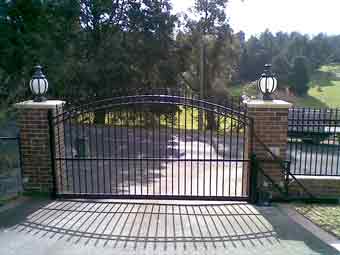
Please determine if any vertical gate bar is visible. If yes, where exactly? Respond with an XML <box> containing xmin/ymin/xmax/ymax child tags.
<box><xmin>325</xmin><ymin>109</ymin><xmax>331</xmax><ymax>176</ymax></box>
<box><xmin>171</xmin><ymin>109</ymin><xmax>174</xmax><ymax>196</ymax></box>
<box><xmin>196</xmin><ymin>96</ymin><xmax>200</xmax><ymax>196</ymax></box>
<box><xmin>101</xmin><ymin>113</ymin><xmax>106</xmax><ymax>194</ymax></box>
<box><xmin>75</xmin><ymin>114</ymin><xmax>82</xmax><ymax>194</ymax></box>
<box><xmin>139</xmin><ymin>109</ymin><xmax>143</xmax><ymax>195</ymax></box>
<box><xmin>299</xmin><ymin>108</ymin><xmax>304</xmax><ymax>175</ymax></box>
<box><xmin>293</xmin><ymin>107</ymin><xmax>298</xmax><ymax>176</ymax></box>
<box><xmin>69</xmin><ymin>112</ymin><xmax>76</xmax><ymax>193</ymax></box>
<box><xmin>330</xmin><ymin>109</ymin><xmax>337</xmax><ymax>176</ymax></box>
<box><xmin>62</xmin><ymin>106</ymin><xmax>69</xmax><ymax>192</ymax></box>
<box><xmin>146</xmin><ymin>110</ymin><xmax>149</xmax><ymax>195</ymax></box>
<box><xmin>203</xmin><ymin>105</ymin><xmax>206</xmax><ymax>196</ymax></box>
<box><xmin>304</xmin><ymin>107</ymin><xmax>311</xmax><ymax>175</ymax></box>
<box><xmin>184</xmin><ymin>98</ymin><xmax>187</xmax><ymax>196</ymax></box>
<box><xmin>287</xmin><ymin>108</ymin><xmax>292</xmax><ymax>175</ymax></box>
<box><xmin>94</xmin><ymin>112</ymin><xmax>100</xmax><ymax>193</ymax></box>
<box><xmin>81</xmin><ymin>106</ymin><xmax>88</xmax><ymax>194</ymax></box>
<box><xmin>165</xmin><ymin>108</ymin><xmax>168</xmax><ymax>195</ymax></box>
<box><xmin>133</xmin><ymin>106</ymin><xmax>137</xmax><ymax>195</ymax></box>
<box><xmin>152</xmin><ymin>111</ymin><xmax>156</xmax><ymax>195</ymax></box>
<box><xmin>336</xmin><ymin>108</ymin><xmax>340</xmax><ymax>176</ymax></box>
<box><xmin>119</xmin><ymin>109</ymin><xmax>124</xmax><ymax>194</ymax></box>
<box><xmin>222</xmin><ymin>113</ymin><xmax>227</xmax><ymax>197</ymax></box>
<box><xmin>241</xmin><ymin>113</ymin><xmax>247</xmax><ymax>197</ymax></box>
<box><xmin>108</xmin><ymin>112</ymin><xmax>112</xmax><ymax>194</ymax></box>
<box><xmin>315</xmin><ymin>108</ymin><xmax>321</xmax><ymax>176</ymax></box>
<box><xmin>48</xmin><ymin>110</ymin><xmax>57</xmax><ymax>198</ymax></box>
<box><xmin>88</xmin><ymin>111</ymin><xmax>94</xmax><ymax>193</ymax></box>
<box><xmin>113</xmin><ymin>111</ymin><xmax>119</xmax><ymax>194</ymax></box>
<box><xmin>319</xmin><ymin>108</ymin><xmax>325</xmax><ymax>176</ymax></box>
<box><xmin>215</xmin><ymin>113</ymin><xmax>219</xmax><ymax>196</ymax></box>
<box><xmin>101</xmin><ymin>114</ymin><xmax>106</xmax><ymax>193</ymax></box>
<box><xmin>335</xmin><ymin>109</ymin><xmax>340</xmax><ymax>176</ymax></box>
<box><xmin>229</xmin><ymin>117</ymin><xmax>233</xmax><ymax>196</ymax></box>
<box><xmin>311</xmin><ymin>108</ymin><xmax>316</xmax><ymax>176</ymax></box>
<box><xmin>158</xmin><ymin>106</ymin><xmax>162</xmax><ymax>195</ymax></box>
<box><xmin>316</xmin><ymin>108</ymin><xmax>321</xmax><ymax>176</ymax></box>
<box><xmin>209</xmin><ymin>110</ymin><xmax>213</xmax><ymax>197</ymax></box>
<box><xmin>235</xmin><ymin>117</ymin><xmax>240</xmax><ymax>197</ymax></box>
<box><xmin>190</xmin><ymin>96</ymin><xmax>194</xmax><ymax>196</ymax></box>
<box><xmin>294</xmin><ymin>108</ymin><xmax>299</xmax><ymax>174</ymax></box>
<box><xmin>126</xmin><ymin>110</ymin><xmax>131</xmax><ymax>195</ymax></box>
<box><xmin>178</xmin><ymin>106</ymin><xmax>181</xmax><ymax>196</ymax></box>
<box><xmin>55</xmin><ymin>105</ymin><xmax>63</xmax><ymax>194</ymax></box>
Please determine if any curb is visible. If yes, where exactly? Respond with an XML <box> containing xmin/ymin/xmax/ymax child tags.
<box><xmin>278</xmin><ymin>203</ymin><xmax>340</xmax><ymax>252</ymax></box>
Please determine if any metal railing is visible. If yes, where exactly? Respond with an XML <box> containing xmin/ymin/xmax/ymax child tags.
<box><xmin>0</xmin><ymin>135</ymin><xmax>22</xmax><ymax>199</ymax></box>
<box><xmin>287</xmin><ymin>107</ymin><xmax>340</xmax><ymax>176</ymax></box>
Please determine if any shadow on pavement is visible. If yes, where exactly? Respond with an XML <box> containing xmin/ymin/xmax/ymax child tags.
<box><xmin>0</xmin><ymin>198</ymin><xmax>338</xmax><ymax>254</ymax></box>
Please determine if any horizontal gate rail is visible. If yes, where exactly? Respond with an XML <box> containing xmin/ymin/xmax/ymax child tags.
<box><xmin>55</xmin><ymin>158</ymin><xmax>250</xmax><ymax>162</ymax></box>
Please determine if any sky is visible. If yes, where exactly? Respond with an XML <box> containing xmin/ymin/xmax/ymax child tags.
<box><xmin>172</xmin><ymin>0</ymin><xmax>340</xmax><ymax>38</ymax></box>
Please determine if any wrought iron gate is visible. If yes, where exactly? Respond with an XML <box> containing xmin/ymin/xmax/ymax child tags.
<box><xmin>51</xmin><ymin>93</ymin><xmax>253</xmax><ymax>201</ymax></box>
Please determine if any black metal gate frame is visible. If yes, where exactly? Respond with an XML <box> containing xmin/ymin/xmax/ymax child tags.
<box><xmin>51</xmin><ymin>94</ymin><xmax>254</xmax><ymax>201</ymax></box>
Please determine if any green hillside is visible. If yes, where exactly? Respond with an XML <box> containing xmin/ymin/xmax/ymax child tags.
<box><xmin>306</xmin><ymin>64</ymin><xmax>340</xmax><ymax>108</ymax></box>
<box><xmin>230</xmin><ymin>64</ymin><xmax>340</xmax><ymax>108</ymax></box>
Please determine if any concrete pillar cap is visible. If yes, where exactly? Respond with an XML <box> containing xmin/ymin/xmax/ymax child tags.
<box><xmin>244</xmin><ymin>99</ymin><xmax>292</xmax><ymax>109</ymax></box>
<box><xmin>14</xmin><ymin>100</ymin><xmax>65</xmax><ymax>110</ymax></box>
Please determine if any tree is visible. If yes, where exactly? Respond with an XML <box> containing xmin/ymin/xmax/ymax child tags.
<box><xmin>0</xmin><ymin>0</ymin><xmax>79</xmax><ymax>103</ymax></box>
<box><xmin>178</xmin><ymin>0</ymin><xmax>241</xmax><ymax>129</ymax></box>
<box><xmin>290</xmin><ymin>56</ymin><xmax>310</xmax><ymax>96</ymax></box>
<box><xmin>272</xmin><ymin>54</ymin><xmax>291</xmax><ymax>86</ymax></box>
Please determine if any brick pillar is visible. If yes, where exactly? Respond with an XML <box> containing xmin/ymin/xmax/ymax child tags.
<box><xmin>15</xmin><ymin>100</ymin><xmax>65</xmax><ymax>194</ymax></box>
<box><xmin>244</xmin><ymin>100</ymin><xmax>291</xmax><ymax>187</ymax></box>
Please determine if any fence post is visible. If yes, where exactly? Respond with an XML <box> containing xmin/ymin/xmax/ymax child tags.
<box><xmin>244</xmin><ymin>99</ymin><xmax>292</xmax><ymax>199</ymax></box>
<box><xmin>14</xmin><ymin>100</ymin><xmax>64</xmax><ymax>195</ymax></box>
<box><xmin>249</xmin><ymin>154</ymin><xmax>258</xmax><ymax>204</ymax></box>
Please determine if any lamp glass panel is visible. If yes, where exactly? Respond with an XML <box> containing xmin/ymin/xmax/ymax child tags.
<box><xmin>30</xmin><ymin>79</ymin><xmax>48</xmax><ymax>95</ymax></box>
<box><xmin>259</xmin><ymin>78</ymin><xmax>268</xmax><ymax>93</ymax></box>
<box><xmin>271</xmin><ymin>77</ymin><xmax>277</xmax><ymax>92</ymax></box>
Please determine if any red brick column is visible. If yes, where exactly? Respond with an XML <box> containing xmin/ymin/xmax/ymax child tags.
<box><xmin>245</xmin><ymin>100</ymin><xmax>291</xmax><ymax>187</ymax></box>
<box><xmin>15</xmin><ymin>100</ymin><xmax>65</xmax><ymax>194</ymax></box>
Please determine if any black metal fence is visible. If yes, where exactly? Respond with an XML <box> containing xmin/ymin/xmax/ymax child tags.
<box><xmin>52</xmin><ymin>92</ymin><xmax>252</xmax><ymax>201</ymax></box>
<box><xmin>0</xmin><ymin>110</ymin><xmax>22</xmax><ymax>200</ymax></box>
<box><xmin>287</xmin><ymin>107</ymin><xmax>340</xmax><ymax>176</ymax></box>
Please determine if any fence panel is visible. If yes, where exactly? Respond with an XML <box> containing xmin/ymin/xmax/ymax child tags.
<box><xmin>0</xmin><ymin>109</ymin><xmax>22</xmax><ymax>201</ymax></box>
<box><xmin>287</xmin><ymin>107</ymin><xmax>340</xmax><ymax>176</ymax></box>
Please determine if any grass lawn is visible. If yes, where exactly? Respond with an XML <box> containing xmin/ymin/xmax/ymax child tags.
<box><xmin>77</xmin><ymin>106</ymin><xmax>242</xmax><ymax>133</ymax></box>
<box><xmin>293</xmin><ymin>203</ymin><xmax>340</xmax><ymax>238</ymax></box>
<box><xmin>307</xmin><ymin>85</ymin><xmax>340</xmax><ymax>108</ymax></box>
<box><xmin>306</xmin><ymin>63</ymin><xmax>340</xmax><ymax>108</ymax></box>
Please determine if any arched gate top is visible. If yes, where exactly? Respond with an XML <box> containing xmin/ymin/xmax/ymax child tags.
<box><xmin>54</xmin><ymin>94</ymin><xmax>252</xmax><ymax>125</ymax></box>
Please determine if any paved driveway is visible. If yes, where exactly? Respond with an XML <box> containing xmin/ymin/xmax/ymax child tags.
<box><xmin>60</xmin><ymin>126</ymin><xmax>248</xmax><ymax>198</ymax></box>
<box><xmin>0</xmin><ymin>198</ymin><xmax>338</xmax><ymax>255</ymax></box>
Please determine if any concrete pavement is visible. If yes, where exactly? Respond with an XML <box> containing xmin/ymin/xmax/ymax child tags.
<box><xmin>0</xmin><ymin>198</ymin><xmax>338</xmax><ymax>255</ymax></box>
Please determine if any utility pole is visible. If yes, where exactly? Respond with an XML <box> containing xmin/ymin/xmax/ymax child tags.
<box><xmin>198</xmin><ymin>36</ymin><xmax>205</xmax><ymax>130</ymax></box>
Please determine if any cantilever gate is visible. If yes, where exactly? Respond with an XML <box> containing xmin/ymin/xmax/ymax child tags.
<box><xmin>51</xmin><ymin>94</ymin><xmax>253</xmax><ymax>201</ymax></box>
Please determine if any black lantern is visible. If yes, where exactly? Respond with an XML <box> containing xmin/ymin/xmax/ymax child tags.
<box><xmin>257</xmin><ymin>64</ymin><xmax>277</xmax><ymax>101</ymax></box>
<box><xmin>29</xmin><ymin>65</ymin><xmax>49</xmax><ymax>102</ymax></box>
